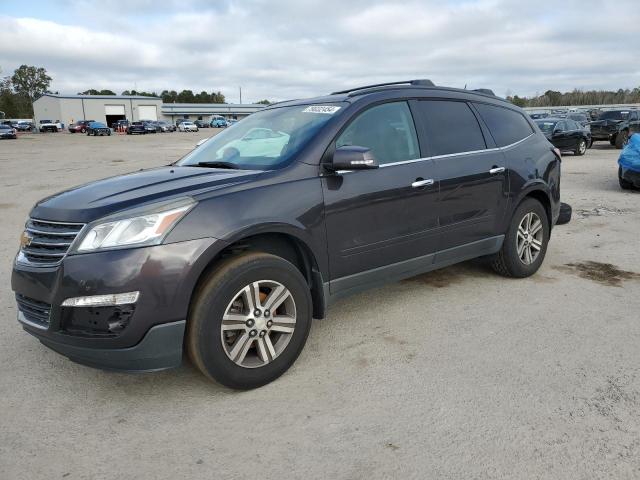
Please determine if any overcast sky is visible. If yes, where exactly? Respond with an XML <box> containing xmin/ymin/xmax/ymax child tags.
<box><xmin>1</xmin><ymin>0</ymin><xmax>638</xmax><ymax>103</ymax></box>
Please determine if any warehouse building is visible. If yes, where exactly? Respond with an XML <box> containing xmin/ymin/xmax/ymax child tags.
<box><xmin>33</xmin><ymin>94</ymin><xmax>264</xmax><ymax>127</ymax></box>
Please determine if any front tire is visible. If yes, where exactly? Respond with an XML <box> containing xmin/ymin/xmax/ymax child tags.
<box><xmin>615</xmin><ymin>130</ymin><xmax>629</xmax><ymax>149</ymax></box>
<box><xmin>491</xmin><ymin>198</ymin><xmax>549</xmax><ymax>278</ymax></box>
<box><xmin>575</xmin><ymin>138</ymin><xmax>587</xmax><ymax>156</ymax></box>
<box><xmin>187</xmin><ymin>252</ymin><xmax>312</xmax><ymax>389</ymax></box>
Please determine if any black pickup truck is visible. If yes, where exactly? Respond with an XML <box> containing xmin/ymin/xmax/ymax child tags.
<box><xmin>590</xmin><ymin>109</ymin><xmax>640</xmax><ymax>148</ymax></box>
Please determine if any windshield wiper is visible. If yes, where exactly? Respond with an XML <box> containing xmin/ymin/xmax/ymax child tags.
<box><xmin>195</xmin><ymin>161</ymin><xmax>240</xmax><ymax>169</ymax></box>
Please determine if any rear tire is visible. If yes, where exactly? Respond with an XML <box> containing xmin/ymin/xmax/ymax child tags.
<box><xmin>187</xmin><ymin>252</ymin><xmax>312</xmax><ymax>389</ymax></box>
<box><xmin>491</xmin><ymin>198</ymin><xmax>549</xmax><ymax>278</ymax></box>
<box><xmin>615</xmin><ymin>130</ymin><xmax>629</xmax><ymax>149</ymax></box>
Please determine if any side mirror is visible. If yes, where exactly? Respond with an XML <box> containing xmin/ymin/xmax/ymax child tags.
<box><xmin>327</xmin><ymin>146</ymin><xmax>378</xmax><ymax>171</ymax></box>
<box><xmin>553</xmin><ymin>128</ymin><xmax>563</xmax><ymax>135</ymax></box>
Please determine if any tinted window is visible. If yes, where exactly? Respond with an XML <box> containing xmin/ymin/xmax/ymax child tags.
<box><xmin>535</xmin><ymin>120</ymin><xmax>557</xmax><ymax>134</ymax></box>
<box><xmin>336</xmin><ymin>102</ymin><xmax>419</xmax><ymax>165</ymax></box>
<box><xmin>599</xmin><ymin>111</ymin><xmax>629</xmax><ymax>121</ymax></box>
<box><xmin>474</xmin><ymin>103</ymin><xmax>534</xmax><ymax>147</ymax></box>
<box><xmin>418</xmin><ymin>100</ymin><xmax>486</xmax><ymax>156</ymax></box>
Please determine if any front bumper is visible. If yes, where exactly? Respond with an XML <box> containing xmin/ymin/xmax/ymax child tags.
<box><xmin>620</xmin><ymin>167</ymin><xmax>640</xmax><ymax>187</ymax></box>
<box><xmin>12</xmin><ymin>237</ymin><xmax>220</xmax><ymax>371</ymax></box>
<box><xmin>28</xmin><ymin>320</ymin><xmax>186</xmax><ymax>372</ymax></box>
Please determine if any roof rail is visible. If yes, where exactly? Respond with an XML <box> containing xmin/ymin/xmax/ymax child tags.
<box><xmin>472</xmin><ymin>88</ymin><xmax>496</xmax><ymax>96</ymax></box>
<box><xmin>331</xmin><ymin>79</ymin><xmax>435</xmax><ymax>95</ymax></box>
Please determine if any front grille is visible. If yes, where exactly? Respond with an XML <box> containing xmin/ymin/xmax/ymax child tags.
<box><xmin>19</xmin><ymin>218</ymin><xmax>84</xmax><ymax>266</ymax></box>
<box><xmin>16</xmin><ymin>294</ymin><xmax>51</xmax><ymax>328</ymax></box>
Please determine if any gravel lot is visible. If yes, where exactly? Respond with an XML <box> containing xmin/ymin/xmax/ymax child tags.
<box><xmin>1</xmin><ymin>131</ymin><xmax>639</xmax><ymax>480</ymax></box>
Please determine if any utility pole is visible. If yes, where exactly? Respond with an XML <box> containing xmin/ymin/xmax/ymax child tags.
<box><xmin>239</xmin><ymin>86</ymin><xmax>242</xmax><ymax>105</ymax></box>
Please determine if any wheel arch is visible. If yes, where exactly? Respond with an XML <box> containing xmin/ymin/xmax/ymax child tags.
<box><xmin>189</xmin><ymin>228</ymin><xmax>327</xmax><ymax>320</ymax></box>
<box><xmin>512</xmin><ymin>183</ymin><xmax>553</xmax><ymax>230</ymax></box>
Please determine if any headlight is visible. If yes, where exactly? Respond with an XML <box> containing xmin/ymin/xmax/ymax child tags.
<box><xmin>74</xmin><ymin>198</ymin><xmax>195</xmax><ymax>253</ymax></box>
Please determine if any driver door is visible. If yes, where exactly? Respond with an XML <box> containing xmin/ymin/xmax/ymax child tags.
<box><xmin>321</xmin><ymin>101</ymin><xmax>440</xmax><ymax>295</ymax></box>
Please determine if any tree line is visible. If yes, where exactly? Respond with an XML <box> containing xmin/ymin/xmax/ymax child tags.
<box><xmin>1</xmin><ymin>65</ymin><xmax>52</xmax><ymax>118</ymax></box>
<box><xmin>507</xmin><ymin>88</ymin><xmax>640</xmax><ymax>108</ymax></box>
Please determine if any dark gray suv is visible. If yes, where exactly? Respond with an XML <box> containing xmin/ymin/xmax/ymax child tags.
<box><xmin>12</xmin><ymin>80</ymin><xmax>563</xmax><ymax>389</ymax></box>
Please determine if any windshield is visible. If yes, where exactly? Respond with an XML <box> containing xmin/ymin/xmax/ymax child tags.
<box><xmin>599</xmin><ymin>111</ymin><xmax>629</xmax><ymax>121</ymax></box>
<box><xmin>177</xmin><ymin>103</ymin><xmax>344</xmax><ymax>170</ymax></box>
<box><xmin>90</xmin><ymin>122</ymin><xmax>106</xmax><ymax>128</ymax></box>
<box><xmin>535</xmin><ymin>120</ymin><xmax>558</xmax><ymax>134</ymax></box>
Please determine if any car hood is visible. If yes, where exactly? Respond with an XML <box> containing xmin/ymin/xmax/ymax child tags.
<box><xmin>31</xmin><ymin>166</ymin><xmax>261</xmax><ymax>223</ymax></box>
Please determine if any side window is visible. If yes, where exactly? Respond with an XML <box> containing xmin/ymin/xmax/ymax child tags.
<box><xmin>418</xmin><ymin>100</ymin><xmax>486</xmax><ymax>156</ymax></box>
<box><xmin>474</xmin><ymin>103</ymin><xmax>534</xmax><ymax>147</ymax></box>
<box><xmin>555</xmin><ymin>121</ymin><xmax>566</xmax><ymax>132</ymax></box>
<box><xmin>336</xmin><ymin>102</ymin><xmax>420</xmax><ymax>165</ymax></box>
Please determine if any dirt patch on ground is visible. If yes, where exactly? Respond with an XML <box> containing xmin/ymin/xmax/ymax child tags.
<box><xmin>576</xmin><ymin>205</ymin><xmax>630</xmax><ymax>218</ymax></box>
<box><xmin>0</xmin><ymin>203</ymin><xmax>17</xmax><ymax>209</ymax></box>
<box><xmin>554</xmin><ymin>261</ymin><xmax>640</xmax><ymax>287</ymax></box>
<box><xmin>402</xmin><ymin>262</ymin><xmax>490</xmax><ymax>288</ymax></box>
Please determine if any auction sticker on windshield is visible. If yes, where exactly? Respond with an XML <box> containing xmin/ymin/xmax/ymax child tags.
<box><xmin>302</xmin><ymin>105</ymin><xmax>341</xmax><ymax>114</ymax></box>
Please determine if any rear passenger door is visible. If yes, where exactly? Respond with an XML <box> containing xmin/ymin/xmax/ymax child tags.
<box><xmin>413</xmin><ymin>100</ymin><xmax>509</xmax><ymax>251</ymax></box>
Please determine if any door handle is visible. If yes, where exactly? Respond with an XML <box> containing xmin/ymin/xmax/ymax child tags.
<box><xmin>489</xmin><ymin>167</ymin><xmax>505</xmax><ymax>174</ymax></box>
<box><xmin>411</xmin><ymin>178</ymin><xmax>434</xmax><ymax>188</ymax></box>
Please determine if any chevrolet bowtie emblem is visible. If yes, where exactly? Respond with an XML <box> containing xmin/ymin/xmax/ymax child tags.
<box><xmin>20</xmin><ymin>231</ymin><xmax>33</xmax><ymax>248</ymax></box>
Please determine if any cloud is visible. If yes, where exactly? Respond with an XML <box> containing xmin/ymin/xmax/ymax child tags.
<box><xmin>0</xmin><ymin>0</ymin><xmax>639</xmax><ymax>102</ymax></box>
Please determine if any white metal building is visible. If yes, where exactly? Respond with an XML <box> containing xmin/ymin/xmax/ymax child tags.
<box><xmin>33</xmin><ymin>94</ymin><xmax>163</xmax><ymax>127</ymax></box>
<box><xmin>33</xmin><ymin>94</ymin><xmax>265</xmax><ymax>127</ymax></box>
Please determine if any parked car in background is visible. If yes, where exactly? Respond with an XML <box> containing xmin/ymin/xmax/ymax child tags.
<box><xmin>176</xmin><ymin>119</ymin><xmax>190</xmax><ymax>128</ymax></box>
<box><xmin>0</xmin><ymin>124</ymin><xmax>17</xmax><ymax>139</ymax></box>
<box><xmin>111</xmin><ymin>119</ymin><xmax>130</xmax><ymax>130</ymax></box>
<box><xmin>157</xmin><ymin>121</ymin><xmax>175</xmax><ymax>132</ymax></box>
<box><xmin>195</xmin><ymin>120</ymin><xmax>210</xmax><ymax>128</ymax></box>
<box><xmin>566</xmin><ymin>113</ymin><xmax>590</xmax><ymax>127</ymax></box>
<box><xmin>618</xmin><ymin>133</ymin><xmax>640</xmax><ymax>190</ymax></box>
<box><xmin>127</xmin><ymin>121</ymin><xmax>149</xmax><ymax>134</ymax></box>
<box><xmin>589</xmin><ymin>109</ymin><xmax>640</xmax><ymax>149</ymax></box>
<box><xmin>86</xmin><ymin>121</ymin><xmax>111</xmax><ymax>136</ymax></box>
<box><xmin>140</xmin><ymin>120</ymin><xmax>161</xmax><ymax>133</ymax></box>
<box><xmin>68</xmin><ymin>120</ymin><xmax>95</xmax><ymax>133</ymax></box>
<box><xmin>529</xmin><ymin>112</ymin><xmax>549</xmax><ymax>120</ymax></box>
<box><xmin>178</xmin><ymin>121</ymin><xmax>198</xmax><ymax>132</ymax></box>
<box><xmin>10</xmin><ymin>79</ymin><xmax>566</xmax><ymax>389</ymax></box>
<box><xmin>210</xmin><ymin>117</ymin><xmax>228</xmax><ymax>128</ymax></box>
<box><xmin>535</xmin><ymin>118</ymin><xmax>590</xmax><ymax>155</ymax></box>
<box><xmin>39</xmin><ymin>120</ymin><xmax>63</xmax><ymax>132</ymax></box>
<box><xmin>15</xmin><ymin>121</ymin><xmax>33</xmax><ymax>131</ymax></box>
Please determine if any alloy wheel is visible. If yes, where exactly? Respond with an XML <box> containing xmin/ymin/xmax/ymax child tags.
<box><xmin>578</xmin><ymin>140</ymin><xmax>586</xmax><ymax>155</ymax></box>
<box><xmin>220</xmin><ymin>280</ymin><xmax>296</xmax><ymax>368</ymax></box>
<box><xmin>516</xmin><ymin>212</ymin><xmax>543</xmax><ymax>265</ymax></box>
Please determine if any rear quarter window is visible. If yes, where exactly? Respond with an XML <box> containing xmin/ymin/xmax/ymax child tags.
<box><xmin>474</xmin><ymin>103</ymin><xmax>534</xmax><ymax>147</ymax></box>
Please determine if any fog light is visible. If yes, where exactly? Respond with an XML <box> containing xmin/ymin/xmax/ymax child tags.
<box><xmin>61</xmin><ymin>291</ymin><xmax>140</xmax><ymax>307</ymax></box>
